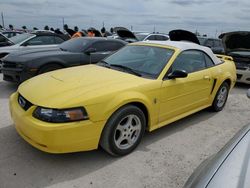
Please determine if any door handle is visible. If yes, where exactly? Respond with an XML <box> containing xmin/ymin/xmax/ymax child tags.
<box><xmin>203</xmin><ymin>75</ymin><xmax>210</xmax><ymax>80</ymax></box>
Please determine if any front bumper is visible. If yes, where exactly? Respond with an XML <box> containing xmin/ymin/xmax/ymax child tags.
<box><xmin>236</xmin><ymin>69</ymin><xmax>250</xmax><ymax>84</ymax></box>
<box><xmin>2</xmin><ymin>67</ymin><xmax>35</xmax><ymax>83</ymax></box>
<box><xmin>10</xmin><ymin>92</ymin><xmax>106</xmax><ymax>153</ymax></box>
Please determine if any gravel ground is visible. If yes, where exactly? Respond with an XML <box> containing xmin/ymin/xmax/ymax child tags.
<box><xmin>0</xmin><ymin>73</ymin><xmax>250</xmax><ymax>188</ymax></box>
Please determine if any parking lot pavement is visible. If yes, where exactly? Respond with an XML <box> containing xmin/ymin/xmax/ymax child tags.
<box><xmin>0</xmin><ymin>74</ymin><xmax>250</xmax><ymax>188</ymax></box>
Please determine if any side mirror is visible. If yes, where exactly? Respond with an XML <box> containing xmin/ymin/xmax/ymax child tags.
<box><xmin>85</xmin><ymin>48</ymin><xmax>97</xmax><ymax>55</ymax></box>
<box><xmin>167</xmin><ymin>69</ymin><xmax>188</xmax><ymax>79</ymax></box>
<box><xmin>247</xmin><ymin>89</ymin><xmax>250</xmax><ymax>99</ymax></box>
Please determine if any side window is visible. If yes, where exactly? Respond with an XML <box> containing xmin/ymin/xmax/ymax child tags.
<box><xmin>25</xmin><ymin>36</ymin><xmax>55</xmax><ymax>46</ymax></box>
<box><xmin>92</xmin><ymin>41</ymin><xmax>124</xmax><ymax>52</ymax></box>
<box><xmin>161</xmin><ymin>35</ymin><xmax>169</xmax><ymax>41</ymax></box>
<box><xmin>54</xmin><ymin>36</ymin><xmax>65</xmax><ymax>44</ymax></box>
<box><xmin>155</xmin><ymin>35</ymin><xmax>168</xmax><ymax>41</ymax></box>
<box><xmin>171</xmin><ymin>50</ymin><xmax>207</xmax><ymax>73</ymax></box>
<box><xmin>146</xmin><ymin>35</ymin><xmax>156</xmax><ymax>40</ymax></box>
<box><xmin>204</xmin><ymin>54</ymin><xmax>215</xmax><ymax>67</ymax></box>
<box><xmin>107</xmin><ymin>42</ymin><xmax>124</xmax><ymax>51</ymax></box>
<box><xmin>92</xmin><ymin>41</ymin><xmax>109</xmax><ymax>52</ymax></box>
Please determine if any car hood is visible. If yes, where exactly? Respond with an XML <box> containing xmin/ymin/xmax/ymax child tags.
<box><xmin>0</xmin><ymin>44</ymin><xmax>20</xmax><ymax>53</ymax></box>
<box><xmin>4</xmin><ymin>47</ymin><xmax>66</xmax><ymax>62</ymax></box>
<box><xmin>169</xmin><ymin>29</ymin><xmax>200</xmax><ymax>45</ymax></box>
<box><xmin>114</xmin><ymin>27</ymin><xmax>137</xmax><ymax>40</ymax></box>
<box><xmin>219</xmin><ymin>31</ymin><xmax>250</xmax><ymax>53</ymax></box>
<box><xmin>18</xmin><ymin>65</ymin><xmax>152</xmax><ymax>108</ymax></box>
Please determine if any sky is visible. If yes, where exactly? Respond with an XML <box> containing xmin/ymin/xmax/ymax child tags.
<box><xmin>1</xmin><ymin>0</ymin><xmax>250</xmax><ymax>37</ymax></box>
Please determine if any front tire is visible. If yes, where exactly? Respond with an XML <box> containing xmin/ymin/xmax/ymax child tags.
<box><xmin>211</xmin><ymin>82</ymin><xmax>229</xmax><ymax>112</ymax></box>
<box><xmin>100</xmin><ymin>105</ymin><xmax>146</xmax><ymax>156</ymax></box>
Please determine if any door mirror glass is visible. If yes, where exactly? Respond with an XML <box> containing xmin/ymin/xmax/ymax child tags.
<box><xmin>167</xmin><ymin>69</ymin><xmax>188</xmax><ymax>79</ymax></box>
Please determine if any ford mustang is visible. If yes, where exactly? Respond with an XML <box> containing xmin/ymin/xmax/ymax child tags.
<box><xmin>9</xmin><ymin>40</ymin><xmax>236</xmax><ymax>156</ymax></box>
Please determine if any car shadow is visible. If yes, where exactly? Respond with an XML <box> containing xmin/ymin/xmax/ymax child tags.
<box><xmin>0</xmin><ymin>125</ymin><xmax>118</xmax><ymax>188</ymax></box>
<box><xmin>139</xmin><ymin>109</ymin><xmax>216</xmax><ymax>151</ymax></box>
<box><xmin>0</xmin><ymin>109</ymin><xmax>216</xmax><ymax>188</ymax></box>
<box><xmin>234</xmin><ymin>82</ymin><xmax>249</xmax><ymax>89</ymax></box>
<box><xmin>0</xmin><ymin>80</ymin><xmax>18</xmax><ymax>99</ymax></box>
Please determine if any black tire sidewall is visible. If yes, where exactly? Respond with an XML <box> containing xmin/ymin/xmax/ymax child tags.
<box><xmin>106</xmin><ymin>106</ymin><xmax>146</xmax><ymax>156</ymax></box>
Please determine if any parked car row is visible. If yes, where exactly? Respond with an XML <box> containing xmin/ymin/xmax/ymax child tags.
<box><xmin>2</xmin><ymin>29</ymin><xmax>250</xmax><ymax>85</ymax></box>
<box><xmin>2</xmin><ymin>37</ymin><xmax>126</xmax><ymax>82</ymax></box>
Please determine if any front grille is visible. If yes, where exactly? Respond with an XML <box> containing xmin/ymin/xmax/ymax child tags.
<box><xmin>236</xmin><ymin>66</ymin><xmax>247</xmax><ymax>70</ymax></box>
<box><xmin>237</xmin><ymin>74</ymin><xmax>243</xmax><ymax>80</ymax></box>
<box><xmin>3</xmin><ymin>60</ymin><xmax>17</xmax><ymax>68</ymax></box>
<box><xmin>233</xmin><ymin>57</ymin><xmax>250</xmax><ymax>70</ymax></box>
<box><xmin>18</xmin><ymin>94</ymin><xmax>33</xmax><ymax>111</ymax></box>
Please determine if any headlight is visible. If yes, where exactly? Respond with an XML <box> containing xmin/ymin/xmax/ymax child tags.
<box><xmin>33</xmin><ymin>107</ymin><xmax>88</xmax><ymax>123</ymax></box>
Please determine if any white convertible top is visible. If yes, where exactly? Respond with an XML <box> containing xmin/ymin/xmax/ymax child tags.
<box><xmin>139</xmin><ymin>40</ymin><xmax>222</xmax><ymax>65</ymax></box>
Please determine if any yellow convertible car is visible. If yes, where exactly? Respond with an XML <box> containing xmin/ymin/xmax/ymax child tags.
<box><xmin>10</xmin><ymin>40</ymin><xmax>236</xmax><ymax>156</ymax></box>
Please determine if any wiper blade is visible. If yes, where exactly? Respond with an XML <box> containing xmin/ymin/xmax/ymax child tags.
<box><xmin>110</xmin><ymin>64</ymin><xmax>141</xmax><ymax>77</ymax></box>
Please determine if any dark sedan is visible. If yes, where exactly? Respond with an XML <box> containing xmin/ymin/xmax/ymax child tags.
<box><xmin>2</xmin><ymin>37</ymin><xmax>127</xmax><ymax>83</ymax></box>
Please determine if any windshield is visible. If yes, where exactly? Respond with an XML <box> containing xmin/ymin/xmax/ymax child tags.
<box><xmin>135</xmin><ymin>34</ymin><xmax>148</xmax><ymax>41</ymax></box>
<box><xmin>9</xmin><ymin>33</ymin><xmax>34</xmax><ymax>44</ymax></box>
<box><xmin>59</xmin><ymin>38</ymin><xmax>90</xmax><ymax>52</ymax></box>
<box><xmin>101</xmin><ymin>45</ymin><xmax>174</xmax><ymax>79</ymax></box>
<box><xmin>0</xmin><ymin>34</ymin><xmax>8</xmax><ymax>43</ymax></box>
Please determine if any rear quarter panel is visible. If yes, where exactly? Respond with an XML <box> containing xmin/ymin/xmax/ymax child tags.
<box><xmin>209</xmin><ymin>56</ymin><xmax>236</xmax><ymax>100</ymax></box>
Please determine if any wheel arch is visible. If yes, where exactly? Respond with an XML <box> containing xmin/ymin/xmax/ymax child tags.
<box><xmin>102</xmin><ymin>93</ymin><xmax>154</xmax><ymax>131</ymax></box>
<box><xmin>37</xmin><ymin>61</ymin><xmax>66</xmax><ymax>74</ymax></box>
<box><xmin>120</xmin><ymin>101</ymin><xmax>149</xmax><ymax>129</ymax></box>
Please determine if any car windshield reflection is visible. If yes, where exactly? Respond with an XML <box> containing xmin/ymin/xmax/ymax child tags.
<box><xmin>102</xmin><ymin>45</ymin><xmax>174</xmax><ymax>79</ymax></box>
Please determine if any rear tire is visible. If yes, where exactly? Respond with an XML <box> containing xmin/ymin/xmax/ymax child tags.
<box><xmin>38</xmin><ymin>64</ymin><xmax>63</xmax><ymax>74</ymax></box>
<box><xmin>211</xmin><ymin>82</ymin><xmax>229</xmax><ymax>112</ymax></box>
<box><xmin>100</xmin><ymin>105</ymin><xmax>146</xmax><ymax>156</ymax></box>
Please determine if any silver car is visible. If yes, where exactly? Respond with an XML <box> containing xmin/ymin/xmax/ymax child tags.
<box><xmin>0</xmin><ymin>31</ymin><xmax>68</xmax><ymax>72</ymax></box>
<box><xmin>0</xmin><ymin>31</ymin><xmax>68</xmax><ymax>58</ymax></box>
<box><xmin>184</xmin><ymin>89</ymin><xmax>250</xmax><ymax>188</ymax></box>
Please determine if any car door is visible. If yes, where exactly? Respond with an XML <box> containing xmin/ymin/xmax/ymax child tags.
<box><xmin>88</xmin><ymin>41</ymin><xmax>124</xmax><ymax>63</ymax></box>
<box><xmin>158</xmin><ymin>50</ymin><xmax>214</xmax><ymax>123</ymax></box>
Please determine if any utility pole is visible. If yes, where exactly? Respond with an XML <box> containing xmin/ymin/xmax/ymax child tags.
<box><xmin>1</xmin><ymin>12</ymin><xmax>5</xmax><ymax>28</ymax></box>
<box><xmin>62</xmin><ymin>17</ymin><xmax>64</xmax><ymax>30</ymax></box>
<box><xmin>102</xmin><ymin>21</ymin><xmax>104</xmax><ymax>28</ymax></box>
